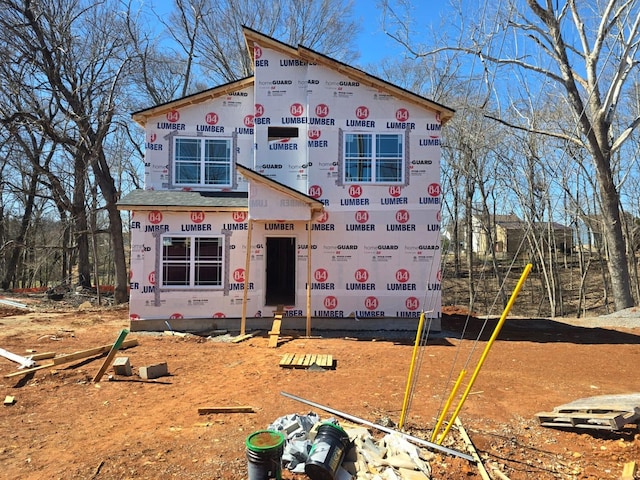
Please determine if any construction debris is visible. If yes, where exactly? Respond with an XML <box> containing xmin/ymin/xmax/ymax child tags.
<box><xmin>112</xmin><ymin>356</ymin><xmax>132</xmax><ymax>376</ymax></box>
<box><xmin>4</xmin><ymin>395</ymin><xmax>16</xmax><ymax>406</ymax></box>
<box><xmin>4</xmin><ymin>339</ymin><xmax>139</xmax><ymax>378</ymax></box>
<box><xmin>139</xmin><ymin>362</ymin><xmax>168</xmax><ymax>380</ymax></box>
<box><xmin>280</xmin><ymin>391</ymin><xmax>474</xmax><ymax>462</ymax></box>
<box><xmin>197</xmin><ymin>406</ymin><xmax>254</xmax><ymax>415</ymax></box>
<box><xmin>93</xmin><ymin>329</ymin><xmax>130</xmax><ymax>382</ymax></box>
<box><xmin>266</xmin><ymin>412</ymin><xmax>435</xmax><ymax>479</ymax></box>
<box><xmin>0</xmin><ymin>347</ymin><xmax>37</xmax><ymax>369</ymax></box>
<box><xmin>535</xmin><ymin>393</ymin><xmax>640</xmax><ymax>431</ymax></box>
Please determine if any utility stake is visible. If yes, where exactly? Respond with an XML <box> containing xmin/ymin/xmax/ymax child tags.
<box><xmin>93</xmin><ymin>329</ymin><xmax>129</xmax><ymax>382</ymax></box>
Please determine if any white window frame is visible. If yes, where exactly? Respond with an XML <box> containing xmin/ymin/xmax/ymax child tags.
<box><xmin>160</xmin><ymin>234</ymin><xmax>224</xmax><ymax>289</ymax></box>
<box><xmin>172</xmin><ymin>136</ymin><xmax>233</xmax><ymax>188</ymax></box>
<box><xmin>342</xmin><ymin>132</ymin><xmax>405</xmax><ymax>184</ymax></box>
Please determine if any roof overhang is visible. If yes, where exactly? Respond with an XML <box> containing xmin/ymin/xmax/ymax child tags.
<box><xmin>117</xmin><ymin>189</ymin><xmax>248</xmax><ymax>212</ymax></box>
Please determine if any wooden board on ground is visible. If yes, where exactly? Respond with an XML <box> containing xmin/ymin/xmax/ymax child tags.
<box><xmin>231</xmin><ymin>331</ymin><xmax>259</xmax><ymax>343</ymax></box>
<box><xmin>197</xmin><ymin>406</ymin><xmax>254</xmax><ymax>415</ymax></box>
<box><xmin>535</xmin><ymin>393</ymin><xmax>640</xmax><ymax>431</ymax></box>
<box><xmin>279</xmin><ymin>353</ymin><xmax>334</xmax><ymax>369</ymax></box>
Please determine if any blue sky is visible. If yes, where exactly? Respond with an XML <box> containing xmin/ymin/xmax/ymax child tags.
<box><xmin>144</xmin><ymin>0</ymin><xmax>446</xmax><ymax>66</ymax></box>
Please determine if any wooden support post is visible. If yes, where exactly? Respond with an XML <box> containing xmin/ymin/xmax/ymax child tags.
<box><xmin>92</xmin><ymin>329</ymin><xmax>129</xmax><ymax>382</ymax></box>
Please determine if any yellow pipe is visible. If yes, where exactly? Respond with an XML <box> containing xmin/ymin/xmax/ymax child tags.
<box><xmin>437</xmin><ymin>263</ymin><xmax>532</xmax><ymax>444</ymax></box>
<box><xmin>399</xmin><ymin>312</ymin><xmax>426</xmax><ymax>429</ymax></box>
<box><xmin>431</xmin><ymin>369</ymin><xmax>466</xmax><ymax>442</ymax></box>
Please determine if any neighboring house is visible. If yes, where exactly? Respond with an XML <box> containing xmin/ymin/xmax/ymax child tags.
<box><xmin>472</xmin><ymin>214</ymin><xmax>573</xmax><ymax>256</ymax></box>
<box><xmin>117</xmin><ymin>27</ymin><xmax>454</xmax><ymax>333</ymax></box>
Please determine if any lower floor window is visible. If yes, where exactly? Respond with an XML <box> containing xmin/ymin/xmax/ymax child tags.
<box><xmin>161</xmin><ymin>236</ymin><xmax>223</xmax><ymax>288</ymax></box>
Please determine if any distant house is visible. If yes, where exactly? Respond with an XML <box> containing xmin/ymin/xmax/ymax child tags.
<box><xmin>472</xmin><ymin>214</ymin><xmax>573</xmax><ymax>256</ymax></box>
<box><xmin>117</xmin><ymin>27</ymin><xmax>454</xmax><ymax>333</ymax></box>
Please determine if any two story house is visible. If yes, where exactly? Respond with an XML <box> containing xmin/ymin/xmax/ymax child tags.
<box><xmin>117</xmin><ymin>27</ymin><xmax>454</xmax><ymax>333</ymax></box>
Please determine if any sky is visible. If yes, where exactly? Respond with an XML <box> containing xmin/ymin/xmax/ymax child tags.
<box><xmin>143</xmin><ymin>0</ymin><xmax>446</xmax><ymax>67</ymax></box>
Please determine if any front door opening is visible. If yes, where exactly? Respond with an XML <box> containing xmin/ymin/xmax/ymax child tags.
<box><xmin>265</xmin><ymin>237</ymin><xmax>296</xmax><ymax>306</ymax></box>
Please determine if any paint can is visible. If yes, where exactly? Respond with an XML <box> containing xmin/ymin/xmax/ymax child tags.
<box><xmin>245</xmin><ymin>430</ymin><xmax>285</xmax><ymax>480</ymax></box>
<box><xmin>304</xmin><ymin>422</ymin><xmax>351</xmax><ymax>480</ymax></box>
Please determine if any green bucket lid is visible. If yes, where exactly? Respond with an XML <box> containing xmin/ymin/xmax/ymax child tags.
<box><xmin>319</xmin><ymin>422</ymin><xmax>347</xmax><ymax>436</ymax></box>
<box><xmin>245</xmin><ymin>430</ymin><xmax>285</xmax><ymax>452</ymax></box>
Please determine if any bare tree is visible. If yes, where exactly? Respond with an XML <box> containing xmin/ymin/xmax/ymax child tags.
<box><xmin>384</xmin><ymin>0</ymin><xmax>640</xmax><ymax>311</ymax></box>
<box><xmin>0</xmin><ymin>0</ymin><xmax>135</xmax><ymax>303</ymax></box>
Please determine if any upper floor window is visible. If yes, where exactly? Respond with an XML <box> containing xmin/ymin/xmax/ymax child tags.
<box><xmin>161</xmin><ymin>235</ymin><xmax>223</xmax><ymax>289</ymax></box>
<box><xmin>343</xmin><ymin>133</ymin><xmax>404</xmax><ymax>184</ymax></box>
<box><xmin>173</xmin><ymin>137</ymin><xmax>232</xmax><ymax>187</ymax></box>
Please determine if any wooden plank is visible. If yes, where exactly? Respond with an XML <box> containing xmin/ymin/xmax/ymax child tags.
<box><xmin>296</xmin><ymin>354</ymin><xmax>307</xmax><ymax>366</ymax></box>
<box><xmin>268</xmin><ymin>319</ymin><xmax>282</xmax><ymax>335</ymax></box>
<box><xmin>279</xmin><ymin>353</ymin><xmax>292</xmax><ymax>366</ymax></box>
<box><xmin>29</xmin><ymin>352</ymin><xmax>56</xmax><ymax>361</ymax></box>
<box><xmin>454</xmin><ymin>416</ymin><xmax>492</xmax><ymax>480</ymax></box>
<box><xmin>308</xmin><ymin>354</ymin><xmax>317</xmax><ymax>366</ymax></box>
<box><xmin>54</xmin><ymin>339</ymin><xmax>138</xmax><ymax>365</ymax></box>
<box><xmin>198</xmin><ymin>406</ymin><xmax>254</xmax><ymax>415</ymax></box>
<box><xmin>4</xmin><ymin>339</ymin><xmax>138</xmax><ymax>378</ymax></box>
<box><xmin>231</xmin><ymin>332</ymin><xmax>258</xmax><ymax>343</ymax></box>
<box><xmin>621</xmin><ymin>461</ymin><xmax>637</xmax><ymax>480</ymax></box>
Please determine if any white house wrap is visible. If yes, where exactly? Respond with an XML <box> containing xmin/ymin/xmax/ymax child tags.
<box><xmin>118</xmin><ymin>27</ymin><xmax>454</xmax><ymax>333</ymax></box>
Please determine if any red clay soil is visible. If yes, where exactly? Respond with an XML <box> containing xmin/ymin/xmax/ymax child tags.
<box><xmin>0</xmin><ymin>301</ymin><xmax>639</xmax><ymax>479</ymax></box>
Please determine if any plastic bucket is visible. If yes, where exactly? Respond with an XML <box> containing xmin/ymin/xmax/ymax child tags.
<box><xmin>305</xmin><ymin>422</ymin><xmax>351</xmax><ymax>480</ymax></box>
<box><xmin>245</xmin><ymin>430</ymin><xmax>285</xmax><ymax>480</ymax></box>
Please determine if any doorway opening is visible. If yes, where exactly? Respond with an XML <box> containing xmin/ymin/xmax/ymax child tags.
<box><xmin>265</xmin><ymin>237</ymin><xmax>296</xmax><ymax>306</ymax></box>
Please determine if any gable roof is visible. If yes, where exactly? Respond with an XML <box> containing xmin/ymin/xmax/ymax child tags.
<box><xmin>242</xmin><ymin>26</ymin><xmax>455</xmax><ymax>124</ymax></box>
<box><xmin>131</xmin><ymin>76</ymin><xmax>255</xmax><ymax>127</ymax></box>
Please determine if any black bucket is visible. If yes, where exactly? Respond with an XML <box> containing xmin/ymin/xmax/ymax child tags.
<box><xmin>304</xmin><ymin>422</ymin><xmax>351</xmax><ymax>480</ymax></box>
<box><xmin>245</xmin><ymin>430</ymin><xmax>285</xmax><ymax>480</ymax></box>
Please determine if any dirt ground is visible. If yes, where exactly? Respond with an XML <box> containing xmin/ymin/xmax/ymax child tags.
<box><xmin>1</xmin><ymin>297</ymin><xmax>639</xmax><ymax>480</ymax></box>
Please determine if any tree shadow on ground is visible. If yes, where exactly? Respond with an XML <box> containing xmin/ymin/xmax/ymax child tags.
<box><xmin>442</xmin><ymin>314</ymin><xmax>640</xmax><ymax>345</ymax></box>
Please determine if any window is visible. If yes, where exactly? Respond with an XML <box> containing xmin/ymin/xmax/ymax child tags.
<box><xmin>344</xmin><ymin>133</ymin><xmax>404</xmax><ymax>183</ymax></box>
<box><xmin>161</xmin><ymin>236</ymin><xmax>223</xmax><ymax>288</ymax></box>
<box><xmin>174</xmin><ymin>137</ymin><xmax>232</xmax><ymax>187</ymax></box>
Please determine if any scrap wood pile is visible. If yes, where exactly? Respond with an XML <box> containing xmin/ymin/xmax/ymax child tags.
<box><xmin>268</xmin><ymin>413</ymin><xmax>433</xmax><ymax>479</ymax></box>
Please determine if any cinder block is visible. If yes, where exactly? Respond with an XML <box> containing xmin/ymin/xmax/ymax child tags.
<box><xmin>139</xmin><ymin>362</ymin><xmax>168</xmax><ymax>380</ymax></box>
<box><xmin>112</xmin><ymin>356</ymin><xmax>132</xmax><ymax>376</ymax></box>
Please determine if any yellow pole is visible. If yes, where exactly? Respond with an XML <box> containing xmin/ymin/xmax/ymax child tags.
<box><xmin>437</xmin><ymin>263</ymin><xmax>532</xmax><ymax>444</ymax></box>
<box><xmin>240</xmin><ymin>218</ymin><xmax>253</xmax><ymax>335</ymax></box>
<box><xmin>431</xmin><ymin>368</ymin><xmax>466</xmax><ymax>442</ymax></box>
<box><xmin>398</xmin><ymin>312</ymin><xmax>425</xmax><ymax>429</ymax></box>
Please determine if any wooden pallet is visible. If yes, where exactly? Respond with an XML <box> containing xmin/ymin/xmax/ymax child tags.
<box><xmin>279</xmin><ymin>353</ymin><xmax>334</xmax><ymax>369</ymax></box>
<box><xmin>536</xmin><ymin>394</ymin><xmax>640</xmax><ymax>431</ymax></box>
